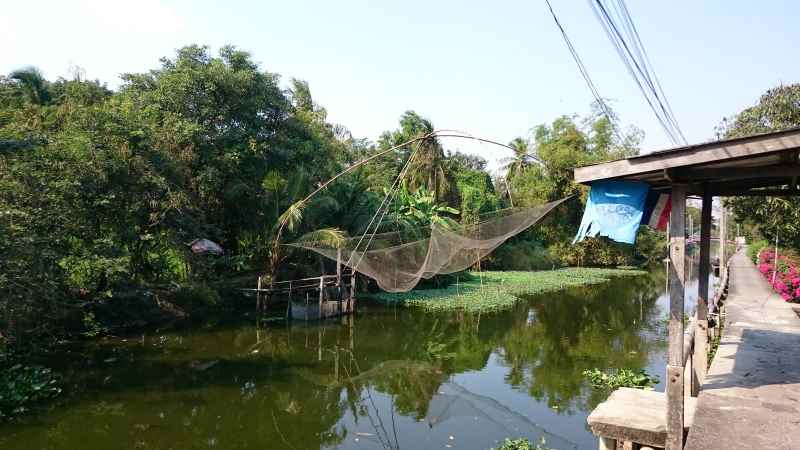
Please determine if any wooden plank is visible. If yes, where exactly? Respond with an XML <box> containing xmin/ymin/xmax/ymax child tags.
<box><xmin>674</xmin><ymin>165</ymin><xmax>800</xmax><ymax>182</ymax></box>
<box><xmin>666</xmin><ymin>185</ymin><xmax>686</xmax><ymax>450</ymax></box>
<box><xmin>710</xmin><ymin>188</ymin><xmax>800</xmax><ymax>196</ymax></box>
<box><xmin>694</xmin><ymin>189</ymin><xmax>712</xmax><ymax>394</ymax></box>
<box><xmin>573</xmin><ymin>130</ymin><xmax>800</xmax><ymax>183</ymax></box>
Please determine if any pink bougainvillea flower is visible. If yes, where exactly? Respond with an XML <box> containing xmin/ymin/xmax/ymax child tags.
<box><xmin>781</xmin><ymin>293</ymin><xmax>792</xmax><ymax>301</ymax></box>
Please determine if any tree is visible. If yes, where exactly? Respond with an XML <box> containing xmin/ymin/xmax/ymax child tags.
<box><xmin>509</xmin><ymin>108</ymin><xmax>643</xmax><ymax>261</ymax></box>
<box><xmin>9</xmin><ymin>67</ymin><xmax>51</xmax><ymax>105</ymax></box>
<box><xmin>369</xmin><ymin>111</ymin><xmax>453</xmax><ymax>202</ymax></box>
<box><xmin>501</xmin><ymin>137</ymin><xmax>536</xmax><ymax>181</ymax></box>
<box><xmin>720</xmin><ymin>84</ymin><xmax>800</xmax><ymax>247</ymax></box>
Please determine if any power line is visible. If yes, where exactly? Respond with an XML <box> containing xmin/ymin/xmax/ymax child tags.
<box><xmin>589</xmin><ymin>0</ymin><xmax>687</xmax><ymax>146</ymax></box>
<box><xmin>543</xmin><ymin>0</ymin><xmax>625</xmax><ymax>144</ymax></box>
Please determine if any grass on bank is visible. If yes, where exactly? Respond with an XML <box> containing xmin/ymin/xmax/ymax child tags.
<box><xmin>368</xmin><ymin>268</ymin><xmax>647</xmax><ymax>313</ymax></box>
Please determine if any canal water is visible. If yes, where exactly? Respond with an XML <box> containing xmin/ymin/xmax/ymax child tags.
<box><xmin>0</xmin><ymin>259</ymin><xmax>714</xmax><ymax>450</ymax></box>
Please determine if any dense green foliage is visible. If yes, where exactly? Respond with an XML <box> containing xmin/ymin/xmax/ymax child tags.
<box><xmin>0</xmin><ymin>45</ymin><xmax>659</xmax><ymax>349</ymax></box>
<box><xmin>747</xmin><ymin>238</ymin><xmax>770</xmax><ymax>263</ymax></box>
<box><xmin>583</xmin><ymin>368</ymin><xmax>660</xmax><ymax>390</ymax></box>
<box><xmin>368</xmin><ymin>268</ymin><xmax>647</xmax><ymax>313</ymax></box>
<box><xmin>721</xmin><ymin>84</ymin><xmax>800</xmax><ymax>247</ymax></box>
<box><xmin>493</xmin><ymin>437</ymin><xmax>553</xmax><ymax>450</ymax></box>
<box><xmin>0</xmin><ymin>364</ymin><xmax>61</xmax><ymax>419</ymax></box>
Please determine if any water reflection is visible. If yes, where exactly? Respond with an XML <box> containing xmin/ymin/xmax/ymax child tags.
<box><xmin>1</xmin><ymin>262</ymin><xmax>714</xmax><ymax>450</ymax></box>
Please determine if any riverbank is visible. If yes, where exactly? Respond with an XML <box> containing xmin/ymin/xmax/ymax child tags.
<box><xmin>368</xmin><ymin>268</ymin><xmax>647</xmax><ymax>313</ymax></box>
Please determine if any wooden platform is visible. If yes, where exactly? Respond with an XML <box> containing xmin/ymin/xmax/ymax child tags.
<box><xmin>290</xmin><ymin>297</ymin><xmax>354</xmax><ymax>321</ymax></box>
<box><xmin>587</xmin><ymin>388</ymin><xmax>697</xmax><ymax>449</ymax></box>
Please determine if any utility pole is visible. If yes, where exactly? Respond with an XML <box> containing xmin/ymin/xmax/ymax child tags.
<box><xmin>718</xmin><ymin>202</ymin><xmax>726</xmax><ymax>269</ymax></box>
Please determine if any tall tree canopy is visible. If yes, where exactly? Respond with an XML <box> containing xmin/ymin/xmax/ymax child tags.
<box><xmin>720</xmin><ymin>84</ymin><xmax>800</xmax><ymax>247</ymax></box>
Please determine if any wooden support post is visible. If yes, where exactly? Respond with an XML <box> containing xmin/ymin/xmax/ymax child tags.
<box><xmin>336</xmin><ymin>249</ymin><xmax>343</xmax><ymax>314</ymax></box>
<box><xmin>684</xmin><ymin>352</ymin><xmax>693</xmax><ymax>397</ymax></box>
<box><xmin>319</xmin><ymin>276</ymin><xmax>325</xmax><ymax>320</ymax></box>
<box><xmin>336</xmin><ymin>249</ymin><xmax>342</xmax><ymax>286</ymax></box>
<box><xmin>350</xmin><ymin>271</ymin><xmax>356</xmax><ymax>312</ymax></box>
<box><xmin>718</xmin><ymin>201</ymin><xmax>726</xmax><ymax>270</ymax></box>
<box><xmin>286</xmin><ymin>281</ymin><xmax>293</xmax><ymax>320</ymax></box>
<box><xmin>666</xmin><ymin>185</ymin><xmax>686</xmax><ymax>450</ymax></box>
<box><xmin>598</xmin><ymin>437</ymin><xmax>616</xmax><ymax>450</ymax></box>
<box><xmin>694</xmin><ymin>189</ymin><xmax>712</xmax><ymax>393</ymax></box>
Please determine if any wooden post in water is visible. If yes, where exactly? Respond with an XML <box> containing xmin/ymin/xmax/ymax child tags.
<box><xmin>694</xmin><ymin>189</ymin><xmax>712</xmax><ymax>395</ymax></box>
<box><xmin>256</xmin><ymin>275</ymin><xmax>262</xmax><ymax>311</ymax></box>
<box><xmin>336</xmin><ymin>249</ymin><xmax>342</xmax><ymax>286</ymax></box>
<box><xmin>350</xmin><ymin>271</ymin><xmax>356</xmax><ymax>313</ymax></box>
<box><xmin>336</xmin><ymin>249</ymin><xmax>343</xmax><ymax>314</ymax></box>
<box><xmin>319</xmin><ymin>275</ymin><xmax>325</xmax><ymax>320</ymax></box>
<box><xmin>666</xmin><ymin>185</ymin><xmax>686</xmax><ymax>450</ymax></box>
<box><xmin>286</xmin><ymin>280</ymin><xmax>293</xmax><ymax>320</ymax></box>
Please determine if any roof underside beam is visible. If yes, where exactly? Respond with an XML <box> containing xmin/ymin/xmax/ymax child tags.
<box><xmin>671</xmin><ymin>164</ymin><xmax>800</xmax><ymax>183</ymax></box>
<box><xmin>574</xmin><ymin>129</ymin><xmax>800</xmax><ymax>184</ymax></box>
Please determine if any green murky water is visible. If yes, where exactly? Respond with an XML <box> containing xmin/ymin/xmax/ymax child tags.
<box><xmin>0</xmin><ymin>264</ymin><xmax>712</xmax><ymax>450</ymax></box>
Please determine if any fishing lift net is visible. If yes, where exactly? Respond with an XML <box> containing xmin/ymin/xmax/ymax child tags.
<box><xmin>295</xmin><ymin>197</ymin><xmax>569</xmax><ymax>293</ymax></box>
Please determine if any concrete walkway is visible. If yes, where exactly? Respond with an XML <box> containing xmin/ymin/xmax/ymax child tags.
<box><xmin>685</xmin><ymin>250</ymin><xmax>800</xmax><ymax>450</ymax></box>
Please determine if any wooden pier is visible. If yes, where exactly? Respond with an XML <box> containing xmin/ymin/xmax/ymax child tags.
<box><xmin>574</xmin><ymin>128</ymin><xmax>800</xmax><ymax>449</ymax></box>
<box><xmin>244</xmin><ymin>249</ymin><xmax>358</xmax><ymax>321</ymax></box>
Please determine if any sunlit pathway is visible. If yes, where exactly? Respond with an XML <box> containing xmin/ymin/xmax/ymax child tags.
<box><xmin>685</xmin><ymin>250</ymin><xmax>800</xmax><ymax>450</ymax></box>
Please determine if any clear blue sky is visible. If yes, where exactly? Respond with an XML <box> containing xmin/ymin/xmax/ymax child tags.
<box><xmin>2</xmin><ymin>1</ymin><xmax>798</xmax><ymax>170</ymax></box>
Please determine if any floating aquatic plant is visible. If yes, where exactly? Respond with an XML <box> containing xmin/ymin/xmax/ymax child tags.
<box><xmin>368</xmin><ymin>268</ymin><xmax>646</xmax><ymax>313</ymax></box>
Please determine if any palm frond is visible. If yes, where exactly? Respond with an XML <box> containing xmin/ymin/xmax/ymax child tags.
<box><xmin>294</xmin><ymin>227</ymin><xmax>348</xmax><ymax>248</ymax></box>
<box><xmin>278</xmin><ymin>199</ymin><xmax>306</xmax><ymax>232</ymax></box>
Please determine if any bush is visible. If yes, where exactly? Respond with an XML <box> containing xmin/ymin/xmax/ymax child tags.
<box><xmin>0</xmin><ymin>364</ymin><xmax>62</xmax><ymax>420</ymax></box>
<box><xmin>554</xmin><ymin>237</ymin><xmax>630</xmax><ymax>267</ymax></box>
<box><xmin>493</xmin><ymin>437</ymin><xmax>553</xmax><ymax>450</ymax></box>
<box><xmin>583</xmin><ymin>368</ymin><xmax>659</xmax><ymax>390</ymax></box>
<box><xmin>488</xmin><ymin>240</ymin><xmax>558</xmax><ymax>270</ymax></box>
<box><xmin>757</xmin><ymin>248</ymin><xmax>800</xmax><ymax>302</ymax></box>
<box><xmin>172</xmin><ymin>284</ymin><xmax>222</xmax><ymax>309</ymax></box>
<box><xmin>748</xmin><ymin>239</ymin><xmax>769</xmax><ymax>263</ymax></box>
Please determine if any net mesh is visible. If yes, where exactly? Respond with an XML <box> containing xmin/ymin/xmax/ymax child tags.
<box><xmin>294</xmin><ymin>197</ymin><xmax>569</xmax><ymax>292</ymax></box>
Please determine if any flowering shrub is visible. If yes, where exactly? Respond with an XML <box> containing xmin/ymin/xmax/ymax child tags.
<box><xmin>758</xmin><ymin>249</ymin><xmax>800</xmax><ymax>302</ymax></box>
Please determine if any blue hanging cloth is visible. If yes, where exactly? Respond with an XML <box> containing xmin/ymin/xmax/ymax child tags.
<box><xmin>573</xmin><ymin>180</ymin><xmax>650</xmax><ymax>245</ymax></box>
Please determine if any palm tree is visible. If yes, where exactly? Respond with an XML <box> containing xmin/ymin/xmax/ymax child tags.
<box><xmin>9</xmin><ymin>67</ymin><xmax>51</xmax><ymax>105</ymax></box>
<box><xmin>500</xmin><ymin>137</ymin><xmax>536</xmax><ymax>182</ymax></box>
<box><xmin>393</xmin><ymin>111</ymin><xmax>452</xmax><ymax>202</ymax></box>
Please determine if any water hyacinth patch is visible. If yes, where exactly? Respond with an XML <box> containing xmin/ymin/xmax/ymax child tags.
<box><xmin>758</xmin><ymin>248</ymin><xmax>800</xmax><ymax>302</ymax></box>
<box><xmin>368</xmin><ymin>268</ymin><xmax>647</xmax><ymax>313</ymax></box>
<box><xmin>0</xmin><ymin>364</ymin><xmax>62</xmax><ymax>420</ymax></box>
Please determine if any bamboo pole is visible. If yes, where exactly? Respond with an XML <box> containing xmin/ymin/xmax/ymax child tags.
<box><xmin>319</xmin><ymin>275</ymin><xmax>325</xmax><ymax>320</ymax></box>
<box><xmin>772</xmin><ymin>231</ymin><xmax>779</xmax><ymax>286</ymax></box>
<box><xmin>350</xmin><ymin>271</ymin><xmax>356</xmax><ymax>313</ymax></box>
<box><xmin>256</xmin><ymin>275</ymin><xmax>262</xmax><ymax>311</ymax></box>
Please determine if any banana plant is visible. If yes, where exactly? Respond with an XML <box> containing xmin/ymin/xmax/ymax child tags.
<box><xmin>393</xmin><ymin>187</ymin><xmax>459</xmax><ymax>229</ymax></box>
